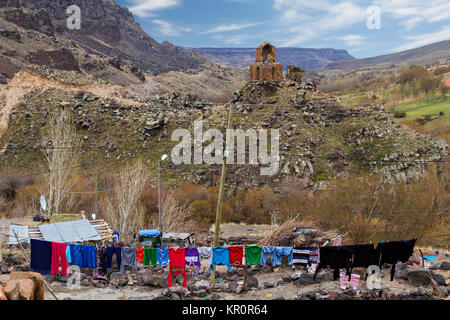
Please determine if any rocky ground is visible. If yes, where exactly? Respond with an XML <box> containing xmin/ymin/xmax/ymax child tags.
<box><xmin>1</xmin><ymin>238</ymin><xmax>449</xmax><ymax>300</ymax></box>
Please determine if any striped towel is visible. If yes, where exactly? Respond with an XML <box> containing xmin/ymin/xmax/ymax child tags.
<box><xmin>339</xmin><ymin>272</ymin><xmax>360</xmax><ymax>290</ymax></box>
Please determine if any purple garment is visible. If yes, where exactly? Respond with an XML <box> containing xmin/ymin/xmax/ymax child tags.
<box><xmin>185</xmin><ymin>248</ymin><xmax>201</xmax><ymax>276</ymax></box>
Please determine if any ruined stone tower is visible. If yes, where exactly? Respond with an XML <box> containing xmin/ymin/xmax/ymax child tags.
<box><xmin>249</xmin><ymin>42</ymin><xmax>284</xmax><ymax>81</ymax></box>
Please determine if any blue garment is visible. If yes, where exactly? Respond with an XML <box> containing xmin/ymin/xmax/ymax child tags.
<box><xmin>106</xmin><ymin>246</ymin><xmax>122</xmax><ymax>269</ymax></box>
<box><xmin>66</xmin><ymin>244</ymin><xmax>72</xmax><ymax>264</ymax></box>
<box><xmin>30</xmin><ymin>239</ymin><xmax>52</xmax><ymax>275</ymax></box>
<box><xmin>260</xmin><ymin>246</ymin><xmax>276</xmax><ymax>265</ymax></box>
<box><xmin>210</xmin><ymin>247</ymin><xmax>231</xmax><ymax>271</ymax></box>
<box><xmin>157</xmin><ymin>247</ymin><xmax>169</xmax><ymax>266</ymax></box>
<box><xmin>280</xmin><ymin>247</ymin><xmax>293</xmax><ymax>265</ymax></box>
<box><xmin>81</xmin><ymin>245</ymin><xmax>97</xmax><ymax>268</ymax></box>
<box><xmin>68</xmin><ymin>243</ymin><xmax>83</xmax><ymax>267</ymax></box>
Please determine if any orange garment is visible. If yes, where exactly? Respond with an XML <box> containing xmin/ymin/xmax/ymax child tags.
<box><xmin>136</xmin><ymin>248</ymin><xmax>144</xmax><ymax>263</ymax></box>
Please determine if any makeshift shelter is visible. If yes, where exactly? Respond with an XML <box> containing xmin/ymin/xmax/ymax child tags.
<box><xmin>7</xmin><ymin>219</ymin><xmax>114</xmax><ymax>244</ymax></box>
<box><xmin>161</xmin><ymin>232</ymin><xmax>194</xmax><ymax>248</ymax></box>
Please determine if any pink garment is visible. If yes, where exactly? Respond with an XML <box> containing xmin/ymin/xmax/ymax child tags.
<box><xmin>339</xmin><ymin>272</ymin><xmax>360</xmax><ymax>290</ymax></box>
<box><xmin>51</xmin><ymin>242</ymin><xmax>68</xmax><ymax>276</ymax></box>
<box><xmin>331</xmin><ymin>235</ymin><xmax>342</xmax><ymax>246</ymax></box>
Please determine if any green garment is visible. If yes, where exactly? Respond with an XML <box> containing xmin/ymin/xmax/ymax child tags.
<box><xmin>144</xmin><ymin>247</ymin><xmax>158</xmax><ymax>266</ymax></box>
<box><xmin>245</xmin><ymin>245</ymin><xmax>262</xmax><ymax>265</ymax></box>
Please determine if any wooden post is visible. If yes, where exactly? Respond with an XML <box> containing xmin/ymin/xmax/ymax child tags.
<box><xmin>12</xmin><ymin>230</ymin><xmax>59</xmax><ymax>300</ymax></box>
<box><xmin>243</xmin><ymin>243</ymin><xmax>248</xmax><ymax>291</ymax></box>
<box><xmin>158</xmin><ymin>160</ymin><xmax>162</xmax><ymax>235</ymax></box>
<box><xmin>95</xmin><ymin>172</ymin><xmax>99</xmax><ymax>217</ymax></box>
<box><xmin>210</xmin><ymin>104</ymin><xmax>233</xmax><ymax>283</ymax></box>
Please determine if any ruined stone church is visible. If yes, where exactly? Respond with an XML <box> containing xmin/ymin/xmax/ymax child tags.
<box><xmin>249</xmin><ymin>42</ymin><xmax>284</xmax><ymax>81</ymax></box>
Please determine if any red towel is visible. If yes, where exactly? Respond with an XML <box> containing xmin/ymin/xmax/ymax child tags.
<box><xmin>136</xmin><ymin>248</ymin><xmax>144</xmax><ymax>263</ymax></box>
<box><xmin>228</xmin><ymin>246</ymin><xmax>244</xmax><ymax>266</ymax></box>
<box><xmin>168</xmin><ymin>248</ymin><xmax>186</xmax><ymax>287</ymax></box>
<box><xmin>51</xmin><ymin>242</ymin><xmax>68</xmax><ymax>276</ymax></box>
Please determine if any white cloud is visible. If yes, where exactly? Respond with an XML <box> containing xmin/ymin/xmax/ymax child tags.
<box><xmin>337</xmin><ymin>34</ymin><xmax>366</xmax><ymax>46</ymax></box>
<box><xmin>373</xmin><ymin>0</ymin><xmax>450</xmax><ymax>25</ymax></box>
<box><xmin>274</xmin><ymin>1</ymin><xmax>367</xmax><ymax>46</ymax></box>
<box><xmin>393</xmin><ymin>24</ymin><xmax>450</xmax><ymax>51</ymax></box>
<box><xmin>127</xmin><ymin>0</ymin><xmax>181</xmax><ymax>18</ymax></box>
<box><xmin>203</xmin><ymin>23</ymin><xmax>262</xmax><ymax>34</ymax></box>
<box><xmin>152</xmin><ymin>19</ymin><xmax>184</xmax><ymax>36</ymax></box>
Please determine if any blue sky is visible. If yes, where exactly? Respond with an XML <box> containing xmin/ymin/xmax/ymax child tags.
<box><xmin>116</xmin><ymin>0</ymin><xmax>450</xmax><ymax>58</ymax></box>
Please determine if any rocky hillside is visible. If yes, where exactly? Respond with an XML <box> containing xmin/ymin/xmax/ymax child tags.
<box><xmin>0</xmin><ymin>0</ymin><xmax>204</xmax><ymax>84</ymax></box>
<box><xmin>183</xmin><ymin>47</ymin><xmax>355</xmax><ymax>70</ymax></box>
<box><xmin>0</xmin><ymin>70</ymin><xmax>447</xmax><ymax>191</ymax></box>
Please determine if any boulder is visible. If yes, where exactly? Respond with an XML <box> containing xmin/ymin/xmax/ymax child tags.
<box><xmin>0</xmin><ymin>274</ymin><xmax>10</xmax><ymax>286</ymax></box>
<box><xmin>439</xmin><ymin>261</ymin><xmax>450</xmax><ymax>271</ymax></box>
<box><xmin>10</xmin><ymin>271</ymin><xmax>45</xmax><ymax>300</ymax></box>
<box><xmin>431</xmin><ymin>273</ymin><xmax>446</xmax><ymax>286</ymax></box>
<box><xmin>407</xmin><ymin>267</ymin><xmax>433</xmax><ymax>287</ymax></box>
<box><xmin>0</xmin><ymin>287</ymin><xmax>7</xmax><ymax>300</ymax></box>
<box><xmin>246</xmin><ymin>276</ymin><xmax>258</xmax><ymax>289</ymax></box>
<box><xmin>5</xmin><ymin>279</ymin><xmax>35</xmax><ymax>300</ymax></box>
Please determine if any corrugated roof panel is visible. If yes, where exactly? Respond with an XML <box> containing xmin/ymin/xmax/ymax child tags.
<box><xmin>39</xmin><ymin>220</ymin><xmax>101</xmax><ymax>242</ymax></box>
<box><xmin>39</xmin><ymin>223</ymin><xmax>63</xmax><ymax>242</ymax></box>
<box><xmin>8</xmin><ymin>225</ymin><xmax>30</xmax><ymax>244</ymax></box>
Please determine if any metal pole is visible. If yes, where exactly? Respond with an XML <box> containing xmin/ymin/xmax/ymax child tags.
<box><xmin>210</xmin><ymin>103</ymin><xmax>233</xmax><ymax>283</ymax></box>
<box><xmin>158</xmin><ymin>160</ymin><xmax>162</xmax><ymax>235</ymax></box>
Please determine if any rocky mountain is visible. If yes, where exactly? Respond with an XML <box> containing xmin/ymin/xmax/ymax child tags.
<box><xmin>0</xmin><ymin>0</ymin><xmax>204</xmax><ymax>85</ymax></box>
<box><xmin>322</xmin><ymin>40</ymin><xmax>450</xmax><ymax>71</ymax></box>
<box><xmin>183</xmin><ymin>47</ymin><xmax>355</xmax><ymax>70</ymax></box>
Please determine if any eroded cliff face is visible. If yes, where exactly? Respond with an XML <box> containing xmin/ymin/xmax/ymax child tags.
<box><xmin>0</xmin><ymin>0</ymin><xmax>204</xmax><ymax>82</ymax></box>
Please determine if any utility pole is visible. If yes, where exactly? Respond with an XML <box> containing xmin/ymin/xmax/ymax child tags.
<box><xmin>210</xmin><ymin>103</ymin><xmax>233</xmax><ymax>283</ymax></box>
<box><xmin>95</xmin><ymin>172</ymin><xmax>99</xmax><ymax>219</ymax></box>
<box><xmin>158</xmin><ymin>159</ymin><xmax>162</xmax><ymax>235</ymax></box>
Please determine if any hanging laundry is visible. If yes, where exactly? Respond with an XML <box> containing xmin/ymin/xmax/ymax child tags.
<box><xmin>339</xmin><ymin>272</ymin><xmax>360</xmax><ymax>290</ymax></box>
<box><xmin>198</xmin><ymin>247</ymin><xmax>213</xmax><ymax>265</ymax></box>
<box><xmin>68</xmin><ymin>243</ymin><xmax>83</xmax><ymax>267</ymax></box>
<box><xmin>314</xmin><ymin>246</ymin><xmax>353</xmax><ymax>281</ymax></box>
<box><xmin>144</xmin><ymin>247</ymin><xmax>158</xmax><ymax>266</ymax></box>
<box><xmin>120</xmin><ymin>247</ymin><xmax>138</xmax><ymax>274</ymax></box>
<box><xmin>106</xmin><ymin>246</ymin><xmax>122</xmax><ymax>270</ymax></box>
<box><xmin>309</xmin><ymin>247</ymin><xmax>319</xmax><ymax>265</ymax></box>
<box><xmin>185</xmin><ymin>248</ymin><xmax>202</xmax><ymax>276</ymax></box>
<box><xmin>228</xmin><ymin>246</ymin><xmax>244</xmax><ymax>266</ymax></box>
<box><xmin>245</xmin><ymin>245</ymin><xmax>262</xmax><ymax>266</ymax></box>
<box><xmin>51</xmin><ymin>242</ymin><xmax>68</xmax><ymax>276</ymax></box>
<box><xmin>293</xmin><ymin>246</ymin><xmax>313</xmax><ymax>267</ymax></box>
<box><xmin>66</xmin><ymin>244</ymin><xmax>72</xmax><ymax>264</ymax></box>
<box><xmin>376</xmin><ymin>239</ymin><xmax>416</xmax><ymax>281</ymax></box>
<box><xmin>157</xmin><ymin>247</ymin><xmax>170</xmax><ymax>266</ymax></box>
<box><xmin>136</xmin><ymin>248</ymin><xmax>144</xmax><ymax>263</ymax></box>
<box><xmin>348</xmin><ymin>244</ymin><xmax>378</xmax><ymax>280</ymax></box>
<box><xmin>260</xmin><ymin>246</ymin><xmax>276</xmax><ymax>266</ymax></box>
<box><xmin>168</xmin><ymin>248</ymin><xmax>187</xmax><ymax>287</ymax></box>
<box><xmin>30</xmin><ymin>239</ymin><xmax>52</xmax><ymax>275</ymax></box>
<box><xmin>210</xmin><ymin>247</ymin><xmax>231</xmax><ymax>271</ymax></box>
<box><xmin>81</xmin><ymin>245</ymin><xmax>97</xmax><ymax>268</ymax></box>
<box><xmin>280</xmin><ymin>247</ymin><xmax>293</xmax><ymax>266</ymax></box>
<box><xmin>94</xmin><ymin>246</ymin><xmax>108</xmax><ymax>282</ymax></box>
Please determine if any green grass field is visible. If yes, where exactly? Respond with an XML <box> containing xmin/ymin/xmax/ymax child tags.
<box><xmin>393</xmin><ymin>96</ymin><xmax>450</xmax><ymax>123</ymax></box>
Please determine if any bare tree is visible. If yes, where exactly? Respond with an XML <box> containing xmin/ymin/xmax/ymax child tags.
<box><xmin>161</xmin><ymin>191</ymin><xmax>198</xmax><ymax>233</ymax></box>
<box><xmin>103</xmin><ymin>159</ymin><xmax>149</xmax><ymax>243</ymax></box>
<box><xmin>41</xmin><ymin>111</ymin><xmax>80</xmax><ymax>219</ymax></box>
